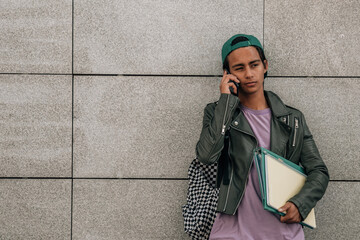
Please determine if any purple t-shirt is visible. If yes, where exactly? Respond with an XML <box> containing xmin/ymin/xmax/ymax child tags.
<box><xmin>209</xmin><ymin>105</ymin><xmax>304</xmax><ymax>240</ymax></box>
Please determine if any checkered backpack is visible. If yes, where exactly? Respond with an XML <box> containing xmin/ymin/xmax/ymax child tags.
<box><xmin>182</xmin><ymin>158</ymin><xmax>219</xmax><ymax>239</ymax></box>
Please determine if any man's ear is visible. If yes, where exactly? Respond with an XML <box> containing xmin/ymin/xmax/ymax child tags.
<box><xmin>263</xmin><ymin>59</ymin><xmax>269</xmax><ymax>74</ymax></box>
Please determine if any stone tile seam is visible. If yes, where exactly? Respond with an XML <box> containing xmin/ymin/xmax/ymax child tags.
<box><xmin>0</xmin><ymin>73</ymin><xmax>73</xmax><ymax>76</ymax></box>
<box><xmin>1</xmin><ymin>73</ymin><xmax>360</xmax><ymax>78</ymax></box>
<box><xmin>267</xmin><ymin>76</ymin><xmax>360</xmax><ymax>79</ymax></box>
<box><xmin>263</xmin><ymin>0</ymin><xmax>265</xmax><ymax>49</ymax></box>
<box><xmin>72</xmin><ymin>0</ymin><xmax>74</xmax><ymax>75</ymax></box>
<box><xmin>0</xmin><ymin>178</ymin><xmax>357</xmax><ymax>182</ymax></box>
<box><xmin>71</xmin><ymin>0</ymin><xmax>75</xmax><ymax>239</ymax></box>
<box><xmin>0</xmin><ymin>177</ymin><xmax>188</xmax><ymax>180</ymax></box>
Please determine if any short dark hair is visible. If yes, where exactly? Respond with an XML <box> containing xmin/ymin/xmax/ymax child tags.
<box><xmin>223</xmin><ymin>45</ymin><xmax>268</xmax><ymax>79</ymax></box>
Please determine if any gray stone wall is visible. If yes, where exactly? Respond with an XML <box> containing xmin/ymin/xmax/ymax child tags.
<box><xmin>1</xmin><ymin>0</ymin><xmax>359</xmax><ymax>239</ymax></box>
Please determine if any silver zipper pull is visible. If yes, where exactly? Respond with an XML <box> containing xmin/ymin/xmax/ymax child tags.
<box><xmin>221</xmin><ymin>125</ymin><xmax>226</xmax><ymax>135</ymax></box>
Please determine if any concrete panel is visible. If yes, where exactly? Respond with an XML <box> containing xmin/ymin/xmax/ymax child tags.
<box><xmin>74</xmin><ymin>181</ymin><xmax>358</xmax><ymax>240</ymax></box>
<box><xmin>0</xmin><ymin>179</ymin><xmax>71</xmax><ymax>239</ymax></box>
<box><xmin>0</xmin><ymin>75</ymin><xmax>72</xmax><ymax>177</ymax></box>
<box><xmin>74</xmin><ymin>76</ymin><xmax>219</xmax><ymax>178</ymax></box>
<box><xmin>265</xmin><ymin>78</ymin><xmax>360</xmax><ymax>180</ymax></box>
<box><xmin>0</xmin><ymin>0</ymin><xmax>72</xmax><ymax>73</ymax></box>
<box><xmin>73</xmin><ymin>179</ymin><xmax>189</xmax><ymax>240</ymax></box>
<box><xmin>264</xmin><ymin>0</ymin><xmax>360</xmax><ymax>76</ymax></box>
<box><xmin>304</xmin><ymin>182</ymin><xmax>360</xmax><ymax>239</ymax></box>
<box><xmin>74</xmin><ymin>0</ymin><xmax>263</xmax><ymax>75</ymax></box>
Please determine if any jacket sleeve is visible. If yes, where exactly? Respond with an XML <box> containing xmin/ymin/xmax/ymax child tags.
<box><xmin>288</xmin><ymin>113</ymin><xmax>330</xmax><ymax>220</ymax></box>
<box><xmin>195</xmin><ymin>93</ymin><xmax>239</xmax><ymax>165</ymax></box>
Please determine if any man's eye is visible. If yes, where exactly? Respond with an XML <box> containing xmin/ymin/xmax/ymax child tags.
<box><xmin>235</xmin><ymin>68</ymin><xmax>244</xmax><ymax>71</ymax></box>
<box><xmin>252</xmin><ymin>64</ymin><xmax>259</xmax><ymax>67</ymax></box>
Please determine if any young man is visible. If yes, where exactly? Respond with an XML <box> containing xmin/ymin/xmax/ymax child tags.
<box><xmin>196</xmin><ymin>34</ymin><xmax>329</xmax><ymax>239</ymax></box>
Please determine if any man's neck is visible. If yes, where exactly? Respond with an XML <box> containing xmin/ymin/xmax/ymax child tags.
<box><xmin>238</xmin><ymin>91</ymin><xmax>269</xmax><ymax>110</ymax></box>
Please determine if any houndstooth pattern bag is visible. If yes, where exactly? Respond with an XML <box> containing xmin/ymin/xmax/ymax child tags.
<box><xmin>182</xmin><ymin>158</ymin><xmax>219</xmax><ymax>239</ymax></box>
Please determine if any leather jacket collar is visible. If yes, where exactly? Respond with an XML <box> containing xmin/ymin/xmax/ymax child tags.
<box><xmin>230</xmin><ymin>90</ymin><xmax>292</xmax><ymax>155</ymax></box>
<box><xmin>264</xmin><ymin>91</ymin><xmax>291</xmax><ymax>117</ymax></box>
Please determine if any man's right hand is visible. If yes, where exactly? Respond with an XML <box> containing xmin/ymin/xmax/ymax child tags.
<box><xmin>220</xmin><ymin>70</ymin><xmax>240</xmax><ymax>95</ymax></box>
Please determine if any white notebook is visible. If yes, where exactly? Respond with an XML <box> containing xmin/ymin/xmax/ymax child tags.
<box><xmin>255</xmin><ymin>147</ymin><xmax>316</xmax><ymax>229</ymax></box>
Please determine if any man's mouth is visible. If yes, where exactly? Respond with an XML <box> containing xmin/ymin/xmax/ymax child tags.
<box><xmin>243</xmin><ymin>81</ymin><xmax>257</xmax><ymax>87</ymax></box>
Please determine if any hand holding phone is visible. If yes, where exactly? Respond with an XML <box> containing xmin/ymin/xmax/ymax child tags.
<box><xmin>219</xmin><ymin>70</ymin><xmax>240</xmax><ymax>97</ymax></box>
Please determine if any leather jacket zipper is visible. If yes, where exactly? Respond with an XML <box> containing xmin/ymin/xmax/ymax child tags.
<box><xmin>221</xmin><ymin>94</ymin><xmax>230</xmax><ymax>135</ymax></box>
<box><xmin>232</xmin><ymin>147</ymin><xmax>257</xmax><ymax>214</ymax></box>
<box><xmin>292</xmin><ymin>117</ymin><xmax>299</xmax><ymax>147</ymax></box>
<box><xmin>221</xmin><ymin>94</ymin><xmax>231</xmax><ymax>211</ymax></box>
<box><xmin>206</xmin><ymin>94</ymin><xmax>232</xmax><ymax>161</ymax></box>
<box><xmin>223</xmin><ymin>138</ymin><xmax>233</xmax><ymax>212</ymax></box>
<box><xmin>222</xmin><ymin>125</ymin><xmax>258</xmax><ymax>213</ymax></box>
<box><xmin>283</xmin><ymin>115</ymin><xmax>290</xmax><ymax>158</ymax></box>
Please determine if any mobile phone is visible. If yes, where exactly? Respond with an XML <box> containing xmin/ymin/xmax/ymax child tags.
<box><xmin>226</xmin><ymin>69</ymin><xmax>240</xmax><ymax>97</ymax></box>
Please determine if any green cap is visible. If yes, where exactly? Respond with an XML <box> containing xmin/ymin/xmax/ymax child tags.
<box><xmin>221</xmin><ymin>34</ymin><xmax>263</xmax><ymax>64</ymax></box>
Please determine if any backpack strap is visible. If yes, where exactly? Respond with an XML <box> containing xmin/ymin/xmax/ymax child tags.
<box><xmin>216</xmin><ymin>129</ymin><xmax>231</xmax><ymax>188</ymax></box>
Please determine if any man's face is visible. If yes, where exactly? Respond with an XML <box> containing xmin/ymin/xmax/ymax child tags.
<box><xmin>227</xmin><ymin>46</ymin><xmax>268</xmax><ymax>95</ymax></box>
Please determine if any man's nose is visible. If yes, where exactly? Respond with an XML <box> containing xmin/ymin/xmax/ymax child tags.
<box><xmin>244</xmin><ymin>67</ymin><xmax>253</xmax><ymax>78</ymax></box>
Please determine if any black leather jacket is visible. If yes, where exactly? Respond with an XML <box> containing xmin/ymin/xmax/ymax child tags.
<box><xmin>196</xmin><ymin>91</ymin><xmax>329</xmax><ymax>219</ymax></box>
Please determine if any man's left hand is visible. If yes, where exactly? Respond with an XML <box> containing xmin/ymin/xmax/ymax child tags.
<box><xmin>278</xmin><ymin>202</ymin><xmax>301</xmax><ymax>223</ymax></box>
